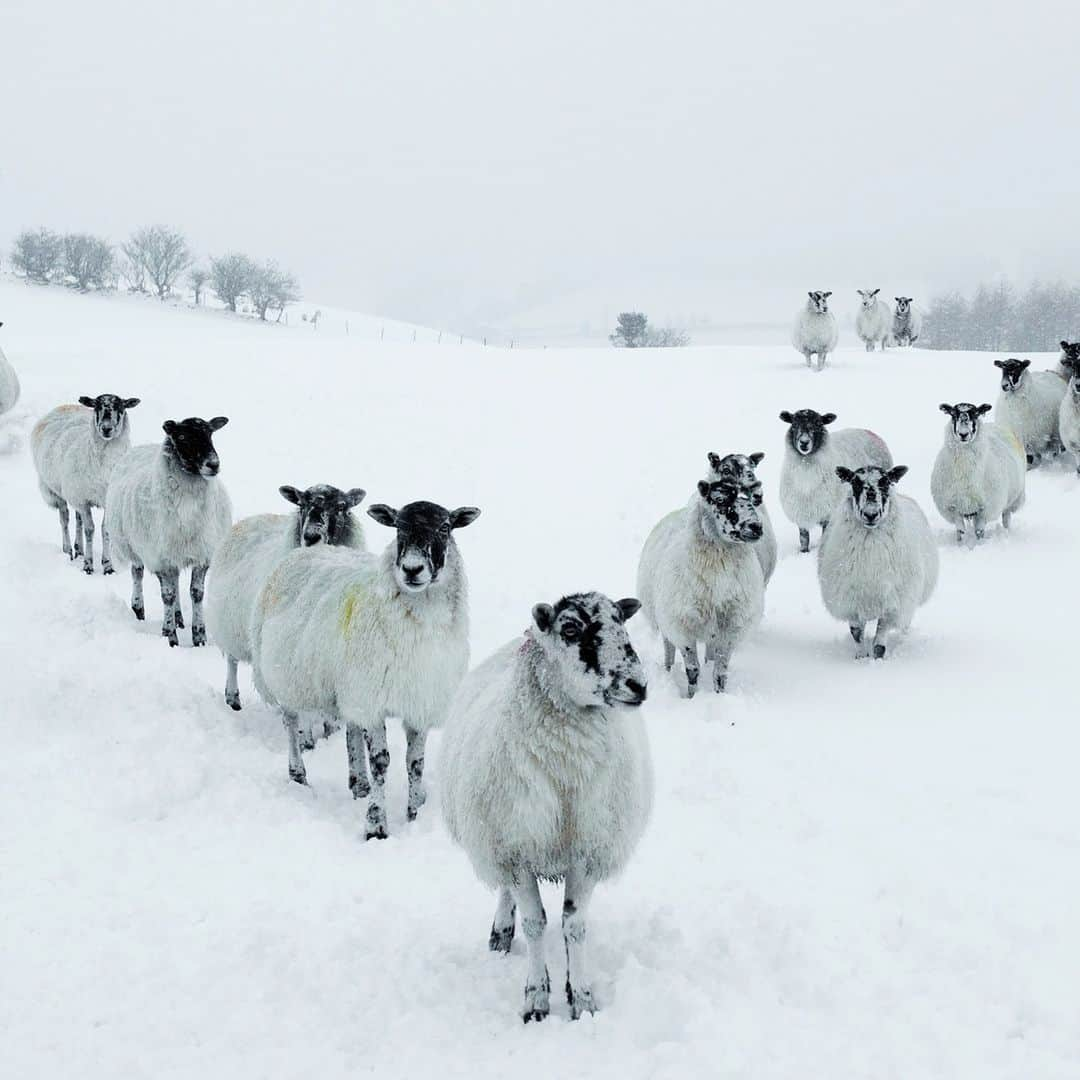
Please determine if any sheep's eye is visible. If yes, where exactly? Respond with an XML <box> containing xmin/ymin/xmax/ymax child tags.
<box><xmin>561</xmin><ymin>623</ymin><xmax>581</xmax><ymax>642</ymax></box>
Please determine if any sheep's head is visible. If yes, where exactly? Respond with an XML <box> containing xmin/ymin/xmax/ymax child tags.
<box><xmin>79</xmin><ymin>393</ymin><xmax>139</xmax><ymax>441</ymax></box>
<box><xmin>808</xmin><ymin>290</ymin><xmax>832</xmax><ymax>314</ymax></box>
<box><xmin>939</xmin><ymin>402</ymin><xmax>991</xmax><ymax>445</ymax></box>
<box><xmin>894</xmin><ymin>297</ymin><xmax>914</xmax><ymax>315</ymax></box>
<box><xmin>696</xmin><ymin>478</ymin><xmax>763</xmax><ymax>544</ymax></box>
<box><xmin>1064</xmin><ymin>354</ymin><xmax>1080</xmax><ymax>394</ymax></box>
<box><xmin>707</xmin><ymin>450</ymin><xmax>765</xmax><ymax>488</ymax></box>
<box><xmin>162</xmin><ymin>416</ymin><xmax>227</xmax><ymax>476</ymax></box>
<box><xmin>780</xmin><ymin>408</ymin><xmax>835</xmax><ymax>457</ymax></box>
<box><xmin>857</xmin><ymin>288</ymin><xmax>881</xmax><ymax>310</ymax></box>
<box><xmin>836</xmin><ymin>465</ymin><xmax>908</xmax><ymax>529</ymax></box>
<box><xmin>530</xmin><ymin>592</ymin><xmax>646</xmax><ymax>710</ymax></box>
<box><xmin>280</xmin><ymin>483</ymin><xmax>366</xmax><ymax>547</ymax></box>
<box><xmin>367</xmin><ymin>500</ymin><xmax>480</xmax><ymax>593</ymax></box>
<box><xmin>1061</xmin><ymin>342</ymin><xmax>1080</xmax><ymax>378</ymax></box>
<box><xmin>994</xmin><ymin>358</ymin><xmax>1030</xmax><ymax>393</ymax></box>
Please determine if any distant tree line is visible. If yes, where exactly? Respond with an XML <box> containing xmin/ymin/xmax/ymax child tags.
<box><xmin>609</xmin><ymin>311</ymin><xmax>690</xmax><ymax>348</ymax></box>
<box><xmin>8</xmin><ymin>225</ymin><xmax>300</xmax><ymax>322</ymax></box>
<box><xmin>922</xmin><ymin>279</ymin><xmax>1080</xmax><ymax>351</ymax></box>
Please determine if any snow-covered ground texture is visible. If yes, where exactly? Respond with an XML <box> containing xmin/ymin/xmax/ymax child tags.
<box><xmin>2</xmin><ymin>278</ymin><xmax>1078</xmax><ymax>1079</ymax></box>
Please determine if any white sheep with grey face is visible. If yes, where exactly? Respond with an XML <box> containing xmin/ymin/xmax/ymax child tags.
<box><xmin>891</xmin><ymin>296</ymin><xmax>922</xmax><ymax>346</ymax></box>
<box><xmin>707</xmin><ymin>450</ymin><xmax>777</xmax><ymax>585</ymax></box>
<box><xmin>792</xmin><ymin>291</ymin><xmax>839</xmax><ymax>371</ymax></box>
<box><xmin>855</xmin><ymin>288</ymin><xmax>892</xmax><ymax>351</ymax></box>
<box><xmin>993</xmin><ymin>358</ymin><xmax>1067</xmax><ymax>468</ymax></box>
<box><xmin>440</xmin><ymin>591</ymin><xmax>651</xmax><ymax>1024</ymax></box>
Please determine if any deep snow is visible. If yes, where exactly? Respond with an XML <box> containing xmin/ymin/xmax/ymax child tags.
<box><xmin>1</xmin><ymin>279</ymin><xmax>1078</xmax><ymax>1078</ymax></box>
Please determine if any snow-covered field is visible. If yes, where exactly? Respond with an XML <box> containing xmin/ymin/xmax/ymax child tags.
<box><xmin>2</xmin><ymin>279</ymin><xmax>1078</xmax><ymax>1078</ymax></box>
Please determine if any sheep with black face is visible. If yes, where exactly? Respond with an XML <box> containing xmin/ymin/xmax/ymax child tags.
<box><xmin>104</xmin><ymin>416</ymin><xmax>232</xmax><ymax>646</ymax></box>
<box><xmin>818</xmin><ymin>465</ymin><xmax>938</xmax><ymax>659</ymax></box>
<box><xmin>792</xmin><ymin>290</ymin><xmax>839</xmax><ymax>371</ymax></box>
<box><xmin>440</xmin><ymin>591</ymin><xmax>651</xmax><ymax>1024</ymax></box>
<box><xmin>251</xmin><ymin>499</ymin><xmax>480</xmax><ymax>839</ymax></box>
<box><xmin>856</xmin><ymin>288</ymin><xmax>892</xmax><ymax>351</ymax></box>
<box><xmin>707</xmin><ymin>450</ymin><xmax>777</xmax><ymax>584</ymax></box>
<box><xmin>993</xmin><ymin>358</ymin><xmax>1067</xmax><ymax>468</ymax></box>
<box><xmin>1056</xmin><ymin>340</ymin><xmax>1080</xmax><ymax>380</ymax></box>
<box><xmin>891</xmin><ymin>297</ymin><xmax>922</xmax><ymax>346</ymax></box>
<box><xmin>31</xmin><ymin>394</ymin><xmax>140</xmax><ymax>574</ymax></box>
<box><xmin>1058</xmin><ymin>353</ymin><xmax>1080</xmax><ymax>472</ymax></box>
<box><xmin>205</xmin><ymin>483</ymin><xmax>366</xmax><ymax>712</ymax></box>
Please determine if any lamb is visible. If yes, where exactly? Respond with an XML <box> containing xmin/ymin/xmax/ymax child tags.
<box><xmin>792</xmin><ymin>290</ymin><xmax>839</xmax><ymax>371</ymax></box>
<box><xmin>439</xmin><ymin>592</ymin><xmax>650</xmax><ymax>1023</ymax></box>
<box><xmin>104</xmin><ymin>416</ymin><xmax>232</xmax><ymax>647</ymax></box>
<box><xmin>31</xmin><ymin>394</ymin><xmax>140</xmax><ymax>574</ymax></box>
<box><xmin>205</xmin><ymin>483</ymin><xmax>367</xmax><ymax>712</ymax></box>
<box><xmin>637</xmin><ymin>476</ymin><xmax>764</xmax><ymax>695</ymax></box>
<box><xmin>0</xmin><ymin>325</ymin><xmax>19</xmax><ymax>419</ymax></box>
<box><xmin>251</xmin><ymin>499</ymin><xmax>480</xmax><ymax>839</ymax></box>
<box><xmin>855</xmin><ymin>289</ymin><xmax>892</xmax><ymax>351</ymax></box>
<box><xmin>993</xmin><ymin>358</ymin><xmax>1067</xmax><ymax>467</ymax></box>
<box><xmin>818</xmin><ymin>465</ymin><xmax>938</xmax><ymax>659</ymax></box>
<box><xmin>931</xmin><ymin>403</ymin><xmax>1026</xmax><ymax>546</ymax></box>
<box><xmin>1058</xmin><ymin>355</ymin><xmax>1080</xmax><ymax>473</ymax></box>
<box><xmin>707</xmin><ymin>450</ymin><xmax>777</xmax><ymax>584</ymax></box>
<box><xmin>891</xmin><ymin>297</ymin><xmax>922</xmax><ymax>346</ymax></box>
<box><xmin>778</xmin><ymin>409</ymin><xmax>894</xmax><ymax>552</ymax></box>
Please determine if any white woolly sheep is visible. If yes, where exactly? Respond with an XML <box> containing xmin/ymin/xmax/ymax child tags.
<box><xmin>818</xmin><ymin>465</ymin><xmax>938</xmax><ymax>659</ymax></box>
<box><xmin>1058</xmin><ymin>355</ymin><xmax>1080</xmax><ymax>473</ymax></box>
<box><xmin>855</xmin><ymin>289</ymin><xmax>892</xmax><ymax>351</ymax></box>
<box><xmin>0</xmin><ymin>329</ymin><xmax>19</xmax><ymax>419</ymax></box>
<box><xmin>440</xmin><ymin>591</ymin><xmax>651</xmax><ymax>1023</ymax></box>
<box><xmin>251</xmin><ymin>499</ymin><xmax>480</xmax><ymax>839</ymax></box>
<box><xmin>931</xmin><ymin>402</ymin><xmax>1026</xmax><ymax>546</ymax></box>
<box><xmin>792</xmin><ymin>291</ymin><xmax>839</xmax><ymax>371</ymax></box>
<box><xmin>993</xmin><ymin>358</ymin><xmax>1067</xmax><ymax>467</ymax></box>
<box><xmin>778</xmin><ymin>409</ymin><xmax>894</xmax><ymax>552</ymax></box>
<box><xmin>637</xmin><ymin>476</ymin><xmax>764</xmax><ymax>695</ymax></box>
<box><xmin>707</xmin><ymin>450</ymin><xmax>777</xmax><ymax>584</ymax></box>
<box><xmin>104</xmin><ymin>416</ymin><xmax>232</xmax><ymax>647</ymax></box>
<box><xmin>31</xmin><ymin>395</ymin><xmax>140</xmax><ymax>574</ymax></box>
<box><xmin>891</xmin><ymin>297</ymin><xmax>922</xmax><ymax>346</ymax></box>
<box><xmin>205</xmin><ymin>483</ymin><xmax>366</xmax><ymax>713</ymax></box>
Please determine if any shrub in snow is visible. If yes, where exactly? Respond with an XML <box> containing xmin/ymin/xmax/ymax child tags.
<box><xmin>440</xmin><ymin>591</ymin><xmax>651</xmax><ymax>1023</ymax></box>
<box><xmin>993</xmin><ymin>358</ymin><xmax>1066</xmax><ymax>468</ymax></box>
<box><xmin>1058</xmin><ymin>355</ymin><xmax>1080</xmax><ymax>473</ymax></box>
<box><xmin>855</xmin><ymin>288</ymin><xmax>892</xmax><ymax>351</ymax></box>
<box><xmin>792</xmin><ymin>291</ymin><xmax>839</xmax><ymax>371</ymax></box>
<box><xmin>891</xmin><ymin>297</ymin><xmax>922</xmax><ymax>346</ymax></box>
<box><xmin>707</xmin><ymin>450</ymin><xmax>777</xmax><ymax>585</ymax></box>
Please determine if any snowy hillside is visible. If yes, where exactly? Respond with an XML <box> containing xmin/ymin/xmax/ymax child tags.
<box><xmin>2</xmin><ymin>279</ymin><xmax>1078</xmax><ymax>1078</ymax></box>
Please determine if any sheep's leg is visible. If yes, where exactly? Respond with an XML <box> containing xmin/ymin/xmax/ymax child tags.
<box><xmin>404</xmin><ymin>723</ymin><xmax>428</xmax><ymax>821</ymax></box>
<box><xmin>513</xmin><ymin>875</ymin><xmax>550</xmax><ymax>1023</ymax></box>
<box><xmin>962</xmin><ymin>514</ymin><xmax>978</xmax><ymax>549</ymax></box>
<box><xmin>190</xmin><ymin>564</ymin><xmax>208</xmax><ymax>646</ymax></box>
<box><xmin>100</xmin><ymin>523</ymin><xmax>114</xmax><ymax>575</ymax></box>
<box><xmin>563</xmin><ymin>866</ymin><xmax>598</xmax><ymax>1020</ymax></box>
<box><xmin>955</xmin><ymin>525</ymin><xmax>965</xmax><ymax>545</ymax></box>
<box><xmin>680</xmin><ymin>643</ymin><xmax>700</xmax><ymax>698</ymax></box>
<box><xmin>1002</xmin><ymin>508</ymin><xmax>1012</xmax><ymax>530</ymax></box>
<box><xmin>131</xmin><ymin>563</ymin><xmax>145</xmax><ymax>620</ymax></box>
<box><xmin>850</xmin><ymin>622</ymin><xmax>870</xmax><ymax>659</ymax></box>
<box><xmin>865</xmin><ymin>341</ymin><xmax>874</xmax><ymax>353</ymax></box>
<box><xmin>804</xmin><ymin>351</ymin><xmax>813</xmax><ymax>368</ymax></box>
<box><xmin>282</xmin><ymin>710</ymin><xmax>307</xmax><ymax>784</ymax></box>
<box><xmin>973</xmin><ymin>514</ymin><xmax>986</xmax><ymax>542</ymax></box>
<box><xmin>73</xmin><ymin>511</ymin><xmax>84</xmax><ymax>560</ymax></box>
<box><xmin>298</xmin><ymin>714</ymin><xmax>316</xmax><ymax>751</ymax></box>
<box><xmin>173</xmin><ymin>600</ymin><xmax>185</xmax><ymax>630</ymax></box>
<box><xmin>345</xmin><ymin>721</ymin><xmax>371</xmax><ymax>799</ymax></box>
<box><xmin>225</xmin><ymin>655</ymin><xmax>241</xmax><ymax>710</ymax></box>
<box><xmin>799</xmin><ymin>528</ymin><xmax>810</xmax><ymax>553</ymax></box>
<box><xmin>708</xmin><ymin>636</ymin><xmax>732</xmax><ymax>692</ymax></box>
<box><xmin>79</xmin><ymin>503</ymin><xmax>95</xmax><ymax>574</ymax></box>
<box><xmin>662</xmin><ymin>637</ymin><xmax>675</xmax><ymax>671</ymax></box>
<box><xmin>157</xmin><ymin>567</ymin><xmax>180</xmax><ymax>647</ymax></box>
<box><xmin>872</xmin><ymin>615</ymin><xmax>897</xmax><ymax>659</ymax></box>
<box><xmin>58</xmin><ymin>504</ymin><xmax>72</xmax><ymax>558</ymax></box>
<box><xmin>489</xmin><ymin>888</ymin><xmax>516</xmax><ymax>953</ymax></box>
<box><xmin>364</xmin><ymin>717</ymin><xmax>390</xmax><ymax>840</ymax></box>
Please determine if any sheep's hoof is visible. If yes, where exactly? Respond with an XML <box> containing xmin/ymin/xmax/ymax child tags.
<box><xmin>489</xmin><ymin>925</ymin><xmax>515</xmax><ymax>953</ymax></box>
<box><xmin>82</xmin><ymin>563</ymin><xmax>94</xmax><ymax>576</ymax></box>
<box><xmin>365</xmin><ymin>826</ymin><xmax>389</xmax><ymax>841</ymax></box>
<box><xmin>225</xmin><ymin>691</ymin><xmax>241</xmax><ymax>711</ymax></box>
<box><xmin>102</xmin><ymin>562</ymin><xmax>114</xmax><ymax>576</ymax></box>
<box><xmin>132</xmin><ymin>604</ymin><xmax>145</xmax><ymax>621</ymax></box>
<box><xmin>299</xmin><ymin>731</ymin><xmax>316</xmax><ymax>752</ymax></box>
<box><xmin>191</xmin><ymin>627</ymin><xmax>206</xmax><ymax>647</ymax></box>
<box><xmin>163</xmin><ymin>627</ymin><xmax>179</xmax><ymax>647</ymax></box>
<box><xmin>685</xmin><ymin>682</ymin><xmax>698</xmax><ymax>700</ymax></box>
<box><xmin>175</xmin><ymin>609</ymin><xmax>186</xmax><ymax>629</ymax></box>
<box><xmin>873</xmin><ymin>644</ymin><xmax>886</xmax><ymax>660</ymax></box>
<box><xmin>566</xmin><ymin>983</ymin><xmax>595</xmax><ymax>1020</ymax></box>
<box><xmin>522</xmin><ymin>973</ymin><xmax>550</xmax><ymax>1023</ymax></box>
<box><xmin>62</xmin><ymin>544</ymin><xmax>72</xmax><ymax>558</ymax></box>
<box><xmin>349</xmin><ymin>774</ymin><xmax>371</xmax><ymax>799</ymax></box>
<box><xmin>289</xmin><ymin>765</ymin><xmax>308</xmax><ymax>785</ymax></box>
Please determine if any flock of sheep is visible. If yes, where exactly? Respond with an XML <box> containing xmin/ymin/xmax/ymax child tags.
<box><xmin>5</xmin><ymin>315</ymin><xmax>1080</xmax><ymax>1026</ymax></box>
<box><xmin>793</xmin><ymin>289</ymin><xmax>922</xmax><ymax>370</ymax></box>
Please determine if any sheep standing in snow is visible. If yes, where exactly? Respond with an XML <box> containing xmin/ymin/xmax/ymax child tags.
<box><xmin>252</xmin><ymin>500</ymin><xmax>480</xmax><ymax>839</ymax></box>
<box><xmin>855</xmin><ymin>289</ymin><xmax>892</xmax><ymax>351</ymax></box>
<box><xmin>818</xmin><ymin>465</ymin><xmax>938</xmax><ymax>659</ymax></box>
<box><xmin>440</xmin><ymin>592</ymin><xmax>650</xmax><ymax>1023</ymax></box>
<box><xmin>0</xmin><ymin>325</ymin><xmax>20</xmax><ymax>420</ymax></box>
<box><xmin>778</xmin><ymin>409</ymin><xmax>894</xmax><ymax>553</ymax></box>
<box><xmin>792</xmin><ymin>291</ymin><xmax>839</xmax><ymax>371</ymax></box>
<box><xmin>1058</xmin><ymin>355</ymin><xmax>1080</xmax><ymax>473</ymax></box>
<box><xmin>931</xmin><ymin>403</ymin><xmax>1026</xmax><ymax>546</ymax></box>
<box><xmin>993</xmin><ymin>358</ymin><xmax>1067</xmax><ymax>467</ymax></box>
<box><xmin>104</xmin><ymin>416</ymin><xmax>232</xmax><ymax>647</ymax></box>
<box><xmin>637</xmin><ymin>476</ymin><xmax>764</xmax><ymax>695</ymax></box>
<box><xmin>891</xmin><ymin>297</ymin><xmax>922</xmax><ymax>346</ymax></box>
<box><xmin>707</xmin><ymin>450</ymin><xmax>777</xmax><ymax>584</ymax></box>
<box><xmin>205</xmin><ymin>483</ymin><xmax>366</xmax><ymax>712</ymax></box>
<box><xmin>31</xmin><ymin>394</ymin><xmax>140</xmax><ymax>574</ymax></box>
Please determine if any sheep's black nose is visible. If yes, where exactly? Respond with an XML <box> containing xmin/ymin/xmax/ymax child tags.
<box><xmin>625</xmin><ymin>679</ymin><xmax>647</xmax><ymax>703</ymax></box>
<box><xmin>403</xmin><ymin>563</ymin><xmax>425</xmax><ymax>579</ymax></box>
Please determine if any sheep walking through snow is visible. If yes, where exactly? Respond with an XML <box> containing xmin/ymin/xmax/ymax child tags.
<box><xmin>792</xmin><ymin>291</ymin><xmax>839</xmax><ymax>371</ymax></box>
<box><xmin>891</xmin><ymin>297</ymin><xmax>922</xmax><ymax>346</ymax></box>
<box><xmin>707</xmin><ymin>450</ymin><xmax>777</xmax><ymax>584</ymax></box>
<box><xmin>855</xmin><ymin>289</ymin><xmax>892</xmax><ymax>351</ymax></box>
<box><xmin>993</xmin><ymin>358</ymin><xmax>1066</xmax><ymax>468</ymax></box>
<box><xmin>440</xmin><ymin>592</ymin><xmax>651</xmax><ymax>1023</ymax></box>
<box><xmin>1058</xmin><ymin>354</ymin><xmax>1080</xmax><ymax>473</ymax></box>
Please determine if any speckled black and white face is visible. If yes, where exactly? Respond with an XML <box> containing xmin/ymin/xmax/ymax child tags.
<box><xmin>707</xmin><ymin>450</ymin><xmax>765</xmax><ymax>488</ymax></box>
<box><xmin>895</xmin><ymin>297</ymin><xmax>913</xmax><ymax>315</ymax></box>
<box><xmin>994</xmin><ymin>358</ymin><xmax>1030</xmax><ymax>393</ymax></box>
<box><xmin>808</xmin><ymin>290</ymin><xmax>832</xmax><ymax>314</ymax></box>
<box><xmin>162</xmin><ymin>416</ymin><xmax>228</xmax><ymax>476</ymax></box>
<box><xmin>939</xmin><ymin>402</ymin><xmax>992</xmax><ymax>444</ymax></box>
<box><xmin>1061</xmin><ymin>341</ymin><xmax>1080</xmax><ymax>367</ymax></box>
<box><xmin>836</xmin><ymin>465</ymin><xmax>909</xmax><ymax>529</ymax></box>
<box><xmin>279</xmin><ymin>483</ymin><xmax>366</xmax><ymax>546</ymax></box>
<box><xmin>696</xmin><ymin>479</ymin><xmax>763</xmax><ymax>543</ymax></box>
<box><xmin>780</xmin><ymin>409</ymin><xmax>836</xmax><ymax>457</ymax></box>
<box><xmin>78</xmin><ymin>393</ymin><xmax>139</xmax><ymax>441</ymax></box>
<box><xmin>367</xmin><ymin>500</ymin><xmax>480</xmax><ymax>593</ymax></box>
<box><xmin>531</xmin><ymin>592</ymin><xmax>646</xmax><ymax>709</ymax></box>
<box><xmin>857</xmin><ymin>288</ymin><xmax>881</xmax><ymax>310</ymax></box>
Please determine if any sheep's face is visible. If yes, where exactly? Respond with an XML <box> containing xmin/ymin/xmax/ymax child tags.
<box><xmin>836</xmin><ymin>465</ymin><xmax>909</xmax><ymax>529</ymax></box>
<box><xmin>79</xmin><ymin>393</ymin><xmax>139</xmax><ymax>441</ymax></box>
<box><xmin>531</xmin><ymin>592</ymin><xmax>646</xmax><ymax>710</ymax></box>
<box><xmin>696</xmin><ymin>479</ymin><xmax>763</xmax><ymax>543</ymax></box>
<box><xmin>367</xmin><ymin>500</ymin><xmax>480</xmax><ymax>593</ymax></box>
<box><xmin>808</xmin><ymin>290</ymin><xmax>832</xmax><ymax>314</ymax></box>
<box><xmin>994</xmin><ymin>358</ymin><xmax>1030</xmax><ymax>393</ymax></box>
<box><xmin>779</xmin><ymin>409</ymin><xmax>836</xmax><ymax>457</ymax></box>
<box><xmin>707</xmin><ymin>450</ymin><xmax>765</xmax><ymax>488</ymax></box>
<box><xmin>857</xmin><ymin>288</ymin><xmax>881</xmax><ymax>310</ymax></box>
<box><xmin>280</xmin><ymin>483</ymin><xmax>366</xmax><ymax>547</ymax></box>
<box><xmin>1060</xmin><ymin>341</ymin><xmax>1080</xmax><ymax>368</ymax></box>
<box><xmin>162</xmin><ymin>416</ymin><xmax>228</xmax><ymax>477</ymax></box>
<box><xmin>894</xmin><ymin>297</ymin><xmax>913</xmax><ymax>316</ymax></box>
<box><xmin>939</xmin><ymin>402</ymin><xmax>992</xmax><ymax>445</ymax></box>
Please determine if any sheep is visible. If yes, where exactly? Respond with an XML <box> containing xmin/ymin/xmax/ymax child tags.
<box><xmin>1057</xmin><ymin>340</ymin><xmax>1080</xmax><ymax>380</ymax></box>
<box><xmin>439</xmin><ymin>591</ymin><xmax>650</xmax><ymax>1023</ymax></box>
<box><xmin>251</xmin><ymin>500</ymin><xmax>480</xmax><ymax>839</ymax></box>
<box><xmin>1058</xmin><ymin>355</ymin><xmax>1080</xmax><ymax>473</ymax></box>
<box><xmin>637</xmin><ymin>476</ymin><xmax>764</xmax><ymax>695</ymax></box>
<box><xmin>0</xmin><ymin>325</ymin><xmax>19</xmax><ymax>420</ymax></box>
<box><xmin>205</xmin><ymin>483</ymin><xmax>366</xmax><ymax>713</ymax></box>
<box><xmin>104</xmin><ymin>416</ymin><xmax>232</xmax><ymax>647</ymax></box>
<box><xmin>818</xmin><ymin>465</ymin><xmax>938</xmax><ymax>659</ymax></box>
<box><xmin>891</xmin><ymin>297</ymin><xmax>922</xmax><ymax>346</ymax></box>
<box><xmin>792</xmin><ymin>291</ymin><xmax>839</xmax><ymax>371</ymax></box>
<box><xmin>931</xmin><ymin>403</ymin><xmax>1026</xmax><ymax>546</ymax></box>
<box><xmin>993</xmin><ymin>358</ymin><xmax>1067</xmax><ymax>467</ymax></box>
<box><xmin>31</xmin><ymin>394</ymin><xmax>140</xmax><ymax>574</ymax></box>
<box><xmin>778</xmin><ymin>409</ymin><xmax>894</xmax><ymax>552</ymax></box>
<box><xmin>855</xmin><ymin>289</ymin><xmax>892</xmax><ymax>351</ymax></box>
<box><xmin>706</xmin><ymin>450</ymin><xmax>777</xmax><ymax>584</ymax></box>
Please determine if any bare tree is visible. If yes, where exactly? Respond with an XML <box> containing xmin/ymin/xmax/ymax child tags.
<box><xmin>645</xmin><ymin>325</ymin><xmax>691</xmax><ymax>347</ymax></box>
<box><xmin>62</xmin><ymin>234</ymin><xmax>114</xmax><ymax>291</ymax></box>
<box><xmin>125</xmin><ymin>225</ymin><xmax>191</xmax><ymax>300</ymax></box>
<box><xmin>188</xmin><ymin>266</ymin><xmax>210</xmax><ymax>305</ymax></box>
<box><xmin>248</xmin><ymin>261</ymin><xmax>301</xmax><ymax>321</ymax></box>
<box><xmin>210</xmin><ymin>253</ymin><xmax>256</xmax><ymax>313</ymax></box>
<box><xmin>609</xmin><ymin>311</ymin><xmax>649</xmax><ymax>347</ymax></box>
<box><xmin>119</xmin><ymin>242</ymin><xmax>148</xmax><ymax>293</ymax></box>
<box><xmin>11</xmin><ymin>228</ymin><xmax>63</xmax><ymax>283</ymax></box>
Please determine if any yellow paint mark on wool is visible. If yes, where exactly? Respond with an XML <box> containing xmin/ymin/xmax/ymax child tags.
<box><xmin>339</xmin><ymin>583</ymin><xmax>369</xmax><ymax>636</ymax></box>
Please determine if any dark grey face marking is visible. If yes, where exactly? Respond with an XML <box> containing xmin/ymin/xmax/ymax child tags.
<box><xmin>367</xmin><ymin>500</ymin><xmax>480</xmax><ymax>592</ymax></box>
<box><xmin>939</xmin><ymin>401</ymin><xmax>992</xmax><ymax>444</ymax></box>
<box><xmin>807</xmin><ymin>290</ymin><xmax>832</xmax><ymax>314</ymax></box>
<box><xmin>779</xmin><ymin>409</ymin><xmax>836</xmax><ymax>457</ymax></box>
<box><xmin>696</xmin><ymin>479</ymin><xmax>763</xmax><ymax>542</ymax></box>
<box><xmin>279</xmin><ymin>483</ymin><xmax>365</xmax><ymax>546</ymax></box>
<box><xmin>707</xmin><ymin>450</ymin><xmax>765</xmax><ymax>487</ymax></box>
<box><xmin>993</xmin><ymin>357</ymin><xmax>1031</xmax><ymax>392</ymax></box>
<box><xmin>835</xmin><ymin>465</ymin><xmax>909</xmax><ymax>528</ymax></box>
<box><xmin>1060</xmin><ymin>341</ymin><xmax>1080</xmax><ymax>368</ymax></box>
<box><xmin>895</xmin><ymin>297</ymin><xmax>913</xmax><ymax>315</ymax></box>
<box><xmin>162</xmin><ymin>416</ymin><xmax>227</xmax><ymax>476</ymax></box>
<box><xmin>78</xmin><ymin>393</ymin><xmax>139</xmax><ymax>441</ymax></box>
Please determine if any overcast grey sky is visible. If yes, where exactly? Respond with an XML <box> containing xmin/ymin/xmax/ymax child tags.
<box><xmin>5</xmin><ymin>0</ymin><xmax>1080</xmax><ymax>334</ymax></box>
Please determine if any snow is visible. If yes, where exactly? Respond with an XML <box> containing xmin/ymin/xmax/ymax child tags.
<box><xmin>1</xmin><ymin>277</ymin><xmax>1078</xmax><ymax>1078</ymax></box>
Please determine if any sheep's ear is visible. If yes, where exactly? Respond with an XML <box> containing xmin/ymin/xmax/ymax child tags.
<box><xmin>1062</xmin><ymin>341</ymin><xmax>1070</xmax><ymax>350</ymax></box>
<box><xmin>122</xmin><ymin>397</ymin><xmax>140</xmax><ymax>409</ymax></box>
<box><xmin>367</xmin><ymin>504</ymin><xmax>398</xmax><ymax>528</ymax></box>
<box><xmin>450</xmin><ymin>506</ymin><xmax>481</xmax><ymax>529</ymax></box>
<box><xmin>779</xmin><ymin>410</ymin><xmax>793</xmax><ymax>423</ymax></box>
<box><xmin>279</xmin><ymin>485</ymin><xmax>302</xmax><ymax>505</ymax></box>
<box><xmin>886</xmin><ymin>465</ymin><xmax>909</xmax><ymax>484</ymax></box>
<box><xmin>939</xmin><ymin>403</ymin><xmax>954</xmax><ymax>415</ymax></box>
<box><xmin>532</xmin><ymin>603</ymin><xmax>555</xmax><ymax>633</ymax></box>
<box><xmin>823</xmin><ymin>291</ymin><xmax>832</xmax><ymax>299</ymax></box>
<box><xmin>616</xmin><ymin>598</ymin><xmax>641</xmax><ymax>622</ymax></box>
<box><xmin>209</xmin><ymin>416</ymin><xmax>229</xmax><ymax>431</ymax></box>
<box><xmin>697</xmin><ymin>479</ymin><xmax>711</xmax><ymax>498</ymax></box>
<box><xmin>857</xmin><ymin>290</ymin><xmax>866</xmax><ymax>298</ymax></box>
<box><xmin>821</xmin><ymin>412</ymin><xmax>837</xmax><ymax>425</ymax></box>
<box><xmin>78</xmin><ymin>396</ymin><xmax>96</xmax><ymax>408</ymax></box>
<box><xmin>706</xmin><ymin>451</ymin><xmax>721</xmax><ymax>470</ymax></box>
<box><xmin>344</xmin><ymin>488</ymin><xmax>366</xmax><ymax>508</ymax></box>
<box><xmin>162</xmin><ymin>420</ymin><xmax>177</xmax><ymax>435</ymax></box>
<box><xmin>895</xmin><ymin>297</ymin><xmax>902</xmax><ymax>303</ymax></box>
<box><xmin>977</xmin><ymin>403</ymin><xmax>993</xmax><ymax>416</ymax></box>
<box><xmin>749</xmin><ymin>451</ymin><xmax>765</xmax><ymax>465</ymax></box>
<box><xmin>993</xmin><ymin>359</ymin><xmax>1004</xmax><ymax>368</ymax></box>
<box><xmin>807</xmin><ymin>291</ymin><xmax>815</xmax><ymax>300</ymax></box>
<box><xmin>1020</xmin><ymin>359</ymin><xmax>1031</xmax><ymax>369</ymax></box>
<box><xmin>836</xmin><ymin>467</ymin><xmax>855</xmax><ymax>484</ymax></box>
<box><xmin>871</xmin><ymin>288</ymin><xmax>880</xmax><ymax>296</ymax></box>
